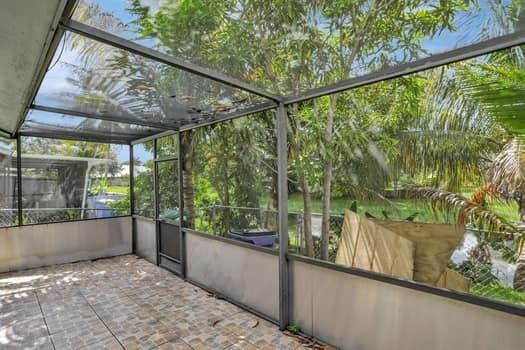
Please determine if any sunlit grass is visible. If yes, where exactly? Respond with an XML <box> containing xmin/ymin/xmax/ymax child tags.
<box><xmin>89</xmin><ymin>185</ymin><xmax>128</xmax><ymax>195</ymax></box>
<box><xmin>106</xmin><ymin>186</ymin><xmax>128</xmax><ymax>195</ymax></box>
<box><xmin>287</xmin><ymin>193</ymin><xmax>445</xmax><ymax>222</ymax></box>
<box><xmin>470</xmin><ymin>283</ymin><xmax>525</xmax><ymax>305</ymax></box>
<box><xmin>286</xmin><ymin>193</ymin><xmax>521</xmax><ymax>224</ymax></box>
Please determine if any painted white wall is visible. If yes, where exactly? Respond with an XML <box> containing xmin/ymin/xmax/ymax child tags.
<box><xmin>186</xmin><ymin>232</ymin><xmax>279</xmax><ymax>320</ymax></box>
<box><xmin>291</xmin><ymin>260</ymin><xmax>525</xmax><ymax>350</ymax></box>
<box><xmin>0</xmin><ymin>217</ymin><xmax>131</xmax><ymax>272</ymax></box>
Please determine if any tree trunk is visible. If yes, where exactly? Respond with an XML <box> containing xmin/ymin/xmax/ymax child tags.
<box><xmin>514</xmin><ymin>249</ymin><xmax>525</xmax><ymax>292</ymax></box>
<box><xmin>264</xmin><ymin>168</ymin><xmax>278</xmax><ymax>230</ymax></box>
<box><xmin>104</xmin><ymin>145</ymin><xmax>110</xmax><ymax>183</ymax></box>
<box><xmin>223</xmin><ymin>164</ymin><xmax>231</xmax><ymax>231</ymax></box>
<box><xmin>301</xmin><ymin>176</ymin><xmax>314</xmax><ymax>257</ymax></box>
<box><xmin>320</xmin><ymin>95</ymin><xmax>336</xmax><ymax>260</ymax></box>
<box><xmin>510</xmin><ymin>193</ymin><xmax>525</xmax><ymax>291</ymax></box>
<box><xmin>519</xmin><ymin>194</ymin><xmax>525</xmax><ymax>222</ymax></box>
<box><xmin>181</xmin><ymin>131</ymin><xmax>195</xmax><ymax>228</ymax></box>
<box><xmin>289</xmin><ymin>103</ymin><xmax>315</xmax><ymax>257</ymax></box>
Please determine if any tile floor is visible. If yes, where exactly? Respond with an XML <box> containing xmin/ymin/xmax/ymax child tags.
<box><xmin>0</xmin><ymin>255</ymin><xmax>310</xmax><ymax>350</ymax></box>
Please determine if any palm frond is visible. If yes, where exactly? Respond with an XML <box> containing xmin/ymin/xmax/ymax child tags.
<box><xmin>397</xmin><ymin>66</ymin><xmax>501</xmax><ymax>192</ymax></box>
<box><xmin>469</xmin><ymin>184</ymin><xmax>505</xmax><ymax>205</ymax></box>
<box><xmin>415</xmin><ymin>186</ymin><xmax>522</xmax><ymax>241</ymax></box>
<box><xmin>486</xmin><ymin>137</ymin><xmax>525</xmax><ymax>195</ymax></box>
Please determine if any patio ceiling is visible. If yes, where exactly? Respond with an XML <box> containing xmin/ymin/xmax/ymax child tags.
<box><xmin>5</xmin><ymin>0</ymin><xmax>525</xmax><ymax>143</ymax></box>
<box><xmin>0</xmin><ymin>0</ymin><xmax>65</xmax><ymax>137</ymax></box>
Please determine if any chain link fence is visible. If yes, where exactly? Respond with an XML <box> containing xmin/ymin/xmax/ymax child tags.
<box><xmin>0</xmin><ymin>208</ymin><xmax>119</xmax><ymax>226</ymax></box>
<box><xmin>193</xmin><ymin>205</ymin><xmax>524</xmax><ymax>307</ymax></box>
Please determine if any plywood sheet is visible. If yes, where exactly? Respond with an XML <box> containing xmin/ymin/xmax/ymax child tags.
<box><xmin>436</xmin><ymin>267</ymin><xmax>471</xmax><ymax>293</ymax></box>
<box><xmin>336</xmin><ymin>210</ymin><xmax>415</xmax><ymax>279</ymax></box>
<box><xmin>372</xmin><ymin>219</ymin><xmax>465</xmax><ymax>285</ymax></box>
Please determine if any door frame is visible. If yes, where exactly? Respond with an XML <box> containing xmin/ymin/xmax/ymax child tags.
<box><xmin>154</xmin><ymin>150</ymin><xmax>184</xmax><ymax>276</ymax></box>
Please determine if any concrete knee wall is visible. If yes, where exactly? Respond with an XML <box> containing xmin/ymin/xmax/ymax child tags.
<box><xmin>290</xmin><ymin>260</ymin><xmax>525</xmax><ymax>350</ymax></box>
<box><xmin>0</xmin><ymin>217</ymin><xmax>132</xmax><ymax>272</ymax></box>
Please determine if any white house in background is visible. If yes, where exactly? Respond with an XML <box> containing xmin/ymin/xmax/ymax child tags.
<box><xmin>0</xmin><ymin>141</ymin><xmax>112</xmax><ymax>219</ymax></box>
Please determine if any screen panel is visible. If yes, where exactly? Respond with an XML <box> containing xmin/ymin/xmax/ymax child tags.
<box><xmin>20</xmin><ymin>137</ymin><xmax>130</xmax><ymax>224</ymax></box>
<box><xmin>34</xmin><ymin>31</ymin><xmax>267</xmax><ymax>129</ymax></box>
<box><xmin>156</xmin><ymin>134</ymin><xmax>178</xmax><ymax>159</ymax></box>
<box><xmin>0</xmin><ymin>137</ymin><xmax>17</xmax><ymax>227</ymax></box>
<box><xmin>132</xmin><ymin>141</ymin><xmax>154</xmax><ymax>217</ymax></box>
<box><xmin>21</xmin><ymin>109</ymin><xmax>162</xmax><ymax>143</ymax></box>
<box><xmin>72</xmin><ymin>0</ymin><xmax>525</xmax><ymax>95</ymax></box>
<box><xmin>286</xmin><ymin>44</ymin><xmax>525</xmax><ymax>309</ymax></box>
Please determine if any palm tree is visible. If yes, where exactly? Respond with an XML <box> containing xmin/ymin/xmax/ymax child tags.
<box><xmin>410</xmin><ymin>47</ymin><xmax>525</xmax><ymax>291</ymax></box>
<box><xmin>461</xmin><ymin>50</ymin><xmax>525</xmax><ymax>291</ymax></box>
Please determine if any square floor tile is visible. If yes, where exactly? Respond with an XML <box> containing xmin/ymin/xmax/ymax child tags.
<box><xmin>0</xmin><ymin>255</ymin><xmax>328</xmax><ymax>350</ymax></box>
<box><xmin>51</xmin><ymin>320</ymin><xmax>114</xmax><ymax>349</ymax></box>
<box><xmin>44</xmin><ymin>306</ymin><xmax>101</xmax><ymax>334</ymax></box>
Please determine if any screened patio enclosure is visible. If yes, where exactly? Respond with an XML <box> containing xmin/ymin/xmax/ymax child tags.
<box><xmin>1</xmin><ymin>1</ymin><xmax>525</xmax><ymax>349</ymax></box>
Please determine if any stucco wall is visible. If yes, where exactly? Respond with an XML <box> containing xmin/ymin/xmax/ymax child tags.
<box><xmin>290</xmin><ymin>259</ymin><xmax>525</xmax><ymax>350</ymax></box>
<box><xmin>186</xmin><ymin>232</ymin><xmax>279</xmax><ymax>321</ymax></box>
<box><xmin>0</xmin><ymin>217</ymin><xmax>132</xmax><ymax>272</ymax></box>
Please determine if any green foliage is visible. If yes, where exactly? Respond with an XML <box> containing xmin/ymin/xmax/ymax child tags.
<box><xmin>459</xmin><ymin>57</ymin><xmax>525</xmax><ymax>135</ymax></box>
<box><xmin>286</xmin><ymin>194</ymin><xmax>449</xmax><ymax>223</ymax></box>
<box><xmin>108</xmin><ymin>192</ymin><xmax>131</xmax><ymax>216</ymax></box>
<box><xmin>286</xmin><ymin>324</ymin><xmax>301</xmax><ymax>335</ymax></box>
<box><xmin>78</xmin><ymin>0</ymin><xmax>525</xmax><ymax>262</ymax></box>
<box><xmin>488</xmin><ymin>239</ymin><xmax>519</xmax><ymax>264</ymax></box>
<box><xmin>95</xmin><ymin>178</ymin><xmax>109</xmax><ymax>194</ymax></box>
<box><xmin>396</xmin><ymin>67</ymin><xmax>502</xmax><ymax>193</ymax></box>
<box><xmin>452</xmin><ymin>261</ymin><xmax>499</xmax><ymax>285</ymax></box>
<box><xmin>189</xmin><ymin>115</ymin><xmax>276</xmax><ymax>233</ymax></box>
<box><xmin>157</xmin><ymin>161</ymin><xmax>180</xmax><ymax>215</ymax></box>
<box><xmin>105</xmin><ymin>186</ymin><xmax>129</xmax><ymax>195</ymax></box>
<box><xmin>133</xmin><ymin>167</ymin><xmax>154</xmax><ymax>217</ymax></box>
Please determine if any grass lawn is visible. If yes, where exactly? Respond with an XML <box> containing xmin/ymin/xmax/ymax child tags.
<box><xmin>106</xmin><ymin>186</ymin><xmax>129</xmax><ymax>195</ymax></box>
<box><xmin>89</xmin><ymin>185</ymin><xmax>129</xmax><ymax>195</ymax></box>
<box><xmin>470</xmin><ymin>283</ymin><xmax>525</xmax><ymax>306</ymax></box>
<box><xmin>287</xmin><ymin>193</ymin><xmax>520</xmax><ymax>224</ymax></box>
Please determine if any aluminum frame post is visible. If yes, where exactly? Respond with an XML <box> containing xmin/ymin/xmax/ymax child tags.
<box><xmin>178</xmin><ymin>132</ymin><xmax>186</xmax><ymax>277</ymax></box>
<box><xmin>153</xmin><ymin>138</ymin><xmax>160</xmax><ymax>265</ymax></box>
<box><xmin>16</xmin><ymin>135</ymin><xmax>23</xmax><ymax>226</ymax></box>
<box><xmin>130</xmin><ymin>144</ymin><xmax>136</xmax><ymax>253</ymax></box>
<box><xmin>129</xmin><ymin>144</ymin><xmax>135</xmax><ymax>216</ymax></box>
<box><xmin>276</xmin><ymin>103</ymin><xmax>289</xmax><ymax>329</ymax></box>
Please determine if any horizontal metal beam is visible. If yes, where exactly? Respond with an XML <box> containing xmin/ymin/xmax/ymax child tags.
<box><xmin>183</xmin><ymin>228</ymin><xmax>279</xmax><ymax>256</ymax></box>
<box><xmin>21</xmin><ymin>115</ymin><xmax>159</xmax><ymax>142</ymax></box>
<box><xmin>31</xmin><ymin>104</ymin><xmax>172</xmax><ymax>131</ymax></box>
<box><xmin>24</xmin><ymin>119</ymin><xmax>158</xmax><ymax>140</ymax></box>
<box><xmin>179</xmin><ymin>101</ymin><xmax>277</xmax><ymax>131</ymax></box>
<box><xmin>284</xmin><ymin>30</ymin><xmax>525</xmax><ymax>105</ymax></box>
<box><xmin>131</xmin><ymin>130</ymin><xmax>177</xmax><ymax>145</ymax></box>
<box><xmin>0</xmin><ymin>127</ymin><xmax>13</xmax><ymax>138</ymax></box>
<box><xmin>63</xmin><ymin>20</ymin><xmax>282</xmax><ymax>103</ymax></box>
<box><xmin>20</xmin><ymin>130</ymin><xmax>131</xmax><ymax>145</ymax></box>
<box><xmin>132</xmin><ymin>101</ymin><xmax>276</xmax><ymax>142</ymax></box>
